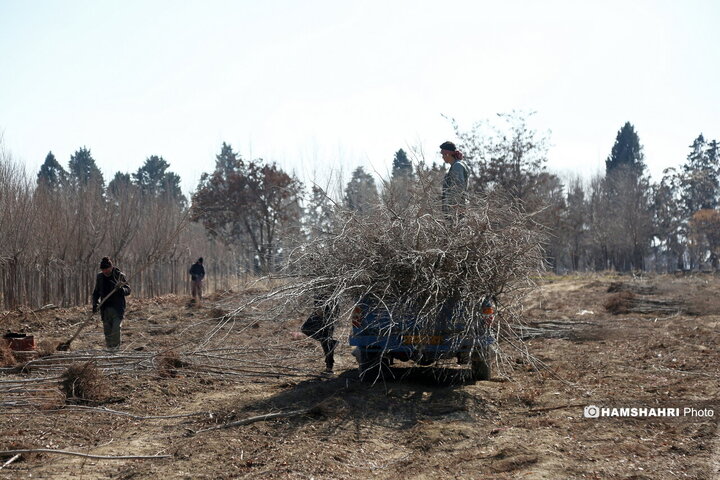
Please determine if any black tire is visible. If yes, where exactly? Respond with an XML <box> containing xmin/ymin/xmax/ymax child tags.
<box><xmin>471</xmin><ymin>348</ymin><xmax>493</xmax><ymax>381</ymax></box>
<box><xmin>358</xmin><ymin>349</ymin><xmax>388</xmax><ymax>383</ymax></box>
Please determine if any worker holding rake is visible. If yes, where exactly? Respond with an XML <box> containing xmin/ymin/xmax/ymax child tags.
<box><xmin>92</xmin><ymin>257</ymin><xmax>131</xmax><ymax>351</ymax></box>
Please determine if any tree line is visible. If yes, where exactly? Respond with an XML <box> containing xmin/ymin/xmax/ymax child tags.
<box><xmin>1</xmin><ymin>113</ymin><xmax>717</xmax><ymax>308</ymax></box>
<box><xmin>0</xmin><ymin>146</ymin><xmax>238</xmax><ymax>310</ymax></box>
<box><xmin>449</xmin><ymin>113</ymin><xmax>720</xmax><ymax>273</ymax></box>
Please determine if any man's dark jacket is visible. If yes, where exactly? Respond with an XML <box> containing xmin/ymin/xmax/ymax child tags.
<box><xmin>92</xmin><ymin>268</ymin><xmax>131</xmax><ymax>315</ymax></box>
<box><xmin>189</xmin><ymin>262</ymin><xmax>205</xmax><ymax>281</ymax></box>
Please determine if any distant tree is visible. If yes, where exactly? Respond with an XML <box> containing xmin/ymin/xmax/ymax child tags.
<box><xmin>707</xmin><ymin>139</ymin><xmax>720</xmax><ymax>168</ymax></box>
<box><xmin>384</xmin><ymin>149</ymin><xmax>416</xmax><ymax>211</ymax></box>
<box><xmin>192</xmin><ymin>143</ymin><xmax>304</xmax><ymax>272</ymax></box>
<box><xmin>585</xmin><ymin>174</ymin><xmax>612</xmax><ymax>270</ymax></box>
<box><xmin>605</xmin><ymin>122</ymin><xmax>645</xmax><ymax>176</ymax></box>
<box><xmin>450</xmin><ymin>111</ymin><xmax>552</xmax><ymax>203</ymax></box>
<box><xmin>132</xmin><ymin>155</ymin><xmax>185</xmax><ymax>205</ymax></box>
<box><xmin>37</xmin><ymin>151</ymin><xmax>66</xmax><ymax>190</ymax></box>
<box><xmin>532</xmin><ymin>173</ymin><xmax>565</xmax><ymax>272</ymax></box>
<box><xmin>344</xmin><ymin>166</ymin><xmax>379</xmax><ymax>213</ymax></box>
<box><xmin>103</xmin><ymin>171</ymin><xmax>145</xmax><ymax>258</ymax></box>
<box><xmin>391</xmin><ymin>149</ymin><xmax>413</xmax><ymax>179</ymax></box>
<box><xmin>108</xmin><ymin>172</ymin><xmax>133</xmax><ymax>200</ymax></box>
<box><xmin>68</xmin><ymin>146</ymin><xmax>104</xmax><ymax>190</ymax></box>
<box><xmin>305</xmin><ymin>185</ymin><xmax>336</xmax><ymax>239</ymax></box>
<box><xmin>606</xmin><ymin>170</ymin><xmax>653</xmax><ymax>271</ymax></box>
<box><xmin>561</xmin><ymin>177</ymin><xmax>588</xmax><ymax>271</ymax></box>
<box><xmin>214</xmin><ymin>142</ymin><xmax>238</xmax><ymax>173</ymax></box>
<box><xmin>679</xmin><ymin>134</ymin><xmax>719</xmax><ymax>215</ymax></box>
<box><xmin>602</xmin><ymin>123</ymin><xmax>652</xmax><ymax>271</ymax></box>
<box><xmin>652</xmin><ymin>168</ymin><xmax>685</xmax><ymax>271</ymax></box>
<box><xmin>688</xmin><ymin>209</ymin><xmax>720</xmax><ymax>269</ymax></box>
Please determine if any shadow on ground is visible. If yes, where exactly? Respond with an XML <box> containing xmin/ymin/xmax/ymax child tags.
<box><xmin>233</xmin><ymin>366</ymin><xmax>497</xmax><ymax>438</ymax></box>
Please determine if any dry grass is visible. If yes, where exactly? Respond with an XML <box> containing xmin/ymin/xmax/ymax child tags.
<box><xmin>1</xmin><ymin>274</ymin><xmax>718</xmax><ymax>479</ymax></box>
<box><xmin>156</xmin><ymin>350</ymin><xmax>190</xmax><ymax>377</ymax></box>
<box><xmin>0</xmin><ymin>340</ymin><xmax>16</xmax><ymax>367</ymax></box>
<box><xmin>60</xmin><ymin>362</ymin><xmax>111</xmax><ymax>404</ymax></box>
<box><xmin>604</xmin><ymin>291</ymin><xmax>635</xmax><ymax>314</ymax></box>
<box><xmin>35</xmin><ymin>338</ymin><xmax>59</xmax><ymax>357</ymax></box>
<box><xmin>207</xmin><ymin>307</ymin><xmax>229</xmax><ymax>319</ymax></box>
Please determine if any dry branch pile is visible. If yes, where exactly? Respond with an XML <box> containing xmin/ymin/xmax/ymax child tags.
<box><xmin>606</xmin><ymin>282</ymin><xmax>657</xmax><ymax>295</ymax></box>
<box><xmin>604</xmin><ymin>291</ymin><xmax>685</xmax><ymax>315</ymax></box>
<box><xmin>221</xmin><ymin>181</ymin><xmax>547</xmax><ymax>373</ymax></box>
<box><xmin>291</xmin><ymin>192</ymin><xmax>544</xmax><ymax>320</ymax></box>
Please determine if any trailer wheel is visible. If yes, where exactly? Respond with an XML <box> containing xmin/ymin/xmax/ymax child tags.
<box><xmin>358</xmin><ymin>349</ymin><xmax>388</xmax><ymax>383</ymax></box>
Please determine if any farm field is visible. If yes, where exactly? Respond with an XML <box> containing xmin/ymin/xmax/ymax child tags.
<box><xmin>1</xmin><ymin>274</ymin><xmax>719</xmax><ymax>479</ymax></box>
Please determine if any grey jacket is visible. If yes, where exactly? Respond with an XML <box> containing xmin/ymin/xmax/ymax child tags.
<box><xmin>442</xmin><ymin>160</ymin><xmax>469</xmax><ymax>209</ymax></box>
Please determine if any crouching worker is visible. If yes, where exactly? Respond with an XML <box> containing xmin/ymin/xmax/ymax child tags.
<box><xmin>92</xmin><ymin>257</ymin><xmax>131</xmax><ymax>351</ymax></box>
<box><xmin>301</xmin><ymin>295</ymin><xmax>338</xmax><ymax>374</ymax></box>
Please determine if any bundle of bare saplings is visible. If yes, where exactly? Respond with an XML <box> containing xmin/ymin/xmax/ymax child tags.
<box><xmin>246</xmin><ymin>176</ymin><xmax>548</xmax><ymax>377</ymax></box>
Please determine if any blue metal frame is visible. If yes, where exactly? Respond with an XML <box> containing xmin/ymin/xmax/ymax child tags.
<box><xmin>348</xmin><ymin>302</ymin><xmax>495</xmax><ymax>356</ymax></box>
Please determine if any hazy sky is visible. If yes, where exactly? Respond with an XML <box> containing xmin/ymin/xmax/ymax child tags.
<box><xmin>1</xmin><ymin>0</ymin><xmax>719</xmax><ymax>195</ymax></box>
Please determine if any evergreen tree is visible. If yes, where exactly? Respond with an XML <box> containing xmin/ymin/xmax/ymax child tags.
<box><xmin>707</xmin><ymin>139</ymin><xmax>720</xmax><ymax>167</ymax></box>
<box><xmin>344</xmin><ymin>167</ymin><xmax>379</xmax><ymax>213</ymax></box>
<box><xmin>391</xmin><ymin>149</ymin><xmax>413</xmax><ymax>179</ymax></box>
<box><xmin>679</xmin><ymin>134</ymin><xmax>718</xmax><ymax>214</ymax></box>
<box><xmin>384</xmin><ymin>149</ymin><xmax>415</xmax><ymax>210</ymax></box>
<box><xmin>37</xmin><ymin>151</ymin><xmax>66</xmax><ymax>190</ymax></box>
<box><xmin>602</xmin><ymin>123</ymin><xmax>652</xmax><ymax>271</ymax></box>
<box><xmin>133</xmin><ymin>155</ymin><xmax>185</xmax><ymax>204</ymax></box>
<box><xmin>215</xmin><ymin>142</ymin><xmax>241</xmax><ymax>174</ymax></box>
<box><xmin>605</xmin><ymin>122</ymin><xmax>645</xmax><ymax>176</ymax></box>
<box><xmin>108</xmin><ymin>172</ymin><xmax>133</xmax><ymax>200</ymax></box>
<box><xmin>68</xmin><ymin>147</ymin><xmax>104</xmax><ymax>190</ymax></box>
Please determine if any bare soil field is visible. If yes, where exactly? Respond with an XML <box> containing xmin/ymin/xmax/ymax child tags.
<box><xmin>1</xmin><ymin>274</ymin><xmax>718</xmax><ymax>479</ymax></box>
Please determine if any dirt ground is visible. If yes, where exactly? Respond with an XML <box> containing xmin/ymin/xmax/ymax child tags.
<box><xmin>1</xmin><ymin>274</ymin><xmax>718</xmax><ymax>479</ymax></box>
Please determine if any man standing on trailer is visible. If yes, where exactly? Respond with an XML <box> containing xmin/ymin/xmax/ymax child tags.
<box><xmin>440</xmin><ymin>141</ymin><xmax>469</xmax><ymax>216</ymax></box>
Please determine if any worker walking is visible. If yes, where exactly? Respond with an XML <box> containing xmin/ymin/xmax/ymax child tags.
<box><xmin>189</xmin><ymin>257</ymin><xmax>205</xmax><ymax>305</ymax></box>
<box><xmin>92</xmin><ymin>257</ymin><xmax>131</xmax><ymax>351</ymax></box>
<box><xmin>301</xmin><ymin>295</ymin><xmax>338</xmax><ymax>374</ymax></box>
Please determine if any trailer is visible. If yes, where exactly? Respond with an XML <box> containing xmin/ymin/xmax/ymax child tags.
<box><xmin>349</xmin><ymin>295</ymin><xmax>497</xmax><ymax>382</ymax></box>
